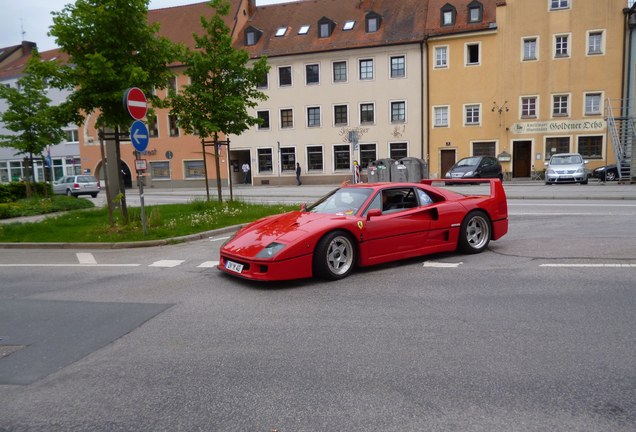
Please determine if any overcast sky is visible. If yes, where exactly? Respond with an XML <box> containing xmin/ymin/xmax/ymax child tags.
<box><xmin>1</xmin><ymin>0</ymin><xmax>292</xmax><ymax>52</ymax></box>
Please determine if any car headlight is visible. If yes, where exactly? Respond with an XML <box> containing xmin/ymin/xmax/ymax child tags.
<box><xmin>463</xmin><ymin>171</ymin><xmax>474</xmax><ymax>177</ymax></box>
<box><xmin>575</xmin><ymin>168</ymin><xmax>584</xmax><ymax>174</ymax></box>
<box><xmin>546</xmin><ymin>169</ymin><xmax>555</xmax><ymax>174</ymax></box>
<box><xmin>256</xmin><ymin>242</ymin><xmax>286</xmax><ymax>258</ymax></box>
<box><xmin>444</xmin><ymin>172</ymin><xmax>451</xmax><ymax>178</ymax></box>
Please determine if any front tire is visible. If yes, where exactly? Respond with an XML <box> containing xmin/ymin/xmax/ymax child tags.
<box><xmin>313</xmin><ymin>231</ymin><xmax>356</xmax><ymax>280</ymax></box>
<box><xmin>458</xmin><ymin>211</ymin><xmax>491</xmax><ymax>254</ymax></box>
<box><xmin>605</xmin><ymin>171</ymin><xmax>616</xmax><ymax>181</ymax></box>
<box><xmin>66</xmin><ymin>189</ymin><xmax>75</xmax><ymax>198</ymax></box>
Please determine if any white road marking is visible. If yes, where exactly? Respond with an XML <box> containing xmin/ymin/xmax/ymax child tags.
<box><xmin>540</xmin><ymin>263</ymin><xmax>636</xmax><ymax>268</ymax></box>
<box><xmin>423</xmin><ymin>261</ymin><xmax>462</xmax><ymax>268</ymax></box>
<box><xmin>209</xmin><ymin>236</ymin><xmax>230</xmax><ymax>242</ymax></box>
<box><xmin>76</xmin><ymin>253</ymin><xmax>97</xmax><ymax>264</ymax></box>
<box><xmin>198</xmin><ymin>261</ymin><xmax>219</xmax><ymax>268</ymax></box>
<box><xmin>0</xmin><ymin>264</ymin><xmax>140</xmax><ymax>267</ymax></box>
<box><xmin>149</xmin><ymin>260</ymin><xmax>185</xmax><ymax>268</ymax></box>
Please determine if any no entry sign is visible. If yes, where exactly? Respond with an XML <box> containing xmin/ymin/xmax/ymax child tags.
<box><xmin>123</xmin><ymin>87</ymin><xmax>147</xmax><ymax>120</ymax></box>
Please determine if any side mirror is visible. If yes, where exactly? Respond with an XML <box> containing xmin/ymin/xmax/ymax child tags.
<box><xmin>366</xmin><ymin>209</ymin><xmax>382</xmax><ymax>220</ymax></box>
<box><xmin>544</xmin><ymin>162</ymin><xmax>549</xmax><ymax>167</ymax></box>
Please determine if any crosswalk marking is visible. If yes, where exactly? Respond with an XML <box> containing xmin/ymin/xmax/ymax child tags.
<box><xmin>423</xmin><ymin>261</ymin><xmax>462</xmax><ymax>268</ymax></box>
<box><xmin>197</xmin><ymin>261</ymin><xmax>219</xmax><ymax>268</ymax></box>
<box><xmin>76</xmin><ymin>253</ymin><xmax>97</xmax><ymax>264</ymax></box>
<box><xmin>149</xmin><ymin>260</ymin><xmax>185</xmax><ymax>268</ymax></box>
<box><xmin>209</xmin><ymin>236</ymin><xmax>230</xmax><ymax>242</ymax></box>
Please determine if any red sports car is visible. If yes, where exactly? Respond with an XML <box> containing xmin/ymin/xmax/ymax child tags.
<box><xmin>218</xmin><ymin>179</ymin><xmax>508</xmax><ymax>281</ymax></box>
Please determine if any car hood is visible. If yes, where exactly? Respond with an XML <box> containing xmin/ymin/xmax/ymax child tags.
<box><xmin>448</xmin><ymin>165</ymin><xmax>476</xmax><ymax>173</ymax></box>
<box><xmin>223</xmin><ymin>211</ymin><xmax>347</xmax><ymax>258</ymax></box>
<box><xmin>548</xmin><ymin>163</ymin><xmax>584</xmax><ymax>170</ymax></box>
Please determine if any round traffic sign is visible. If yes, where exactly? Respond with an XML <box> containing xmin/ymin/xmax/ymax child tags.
<box><xmin>123</xmin><ymin>87</ymin><xmax>147</xmax><ymax>120</ymax></box>
<box><xmin>130</xmin><ymin>120</ymin><xmax>149</xmax><ymax>152</ymax></box>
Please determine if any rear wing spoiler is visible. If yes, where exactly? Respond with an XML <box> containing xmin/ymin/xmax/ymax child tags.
<box><xmin>420</xmin><ymin>178</ymin><xmax>508</xmax><ymax>218</ymax></box>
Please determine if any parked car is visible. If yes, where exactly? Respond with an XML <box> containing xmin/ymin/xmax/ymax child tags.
<box><xmin>592</xmin><ymin>164</ymin><xmax>619</xmax><ymax>181</ymax></box>
<box><xmin>544</xmin><ymin>153</ymin><xmax>589</xmax><ymax>185</ymax></box>
<box><xmin>218</xmin><ymin>179</ymin><xmax>509</xmax><ymax>281</ymax></box>
<box><xmin>444</xmin><ymin>156</ymin><xmax>503</xmax><ymax>182</ymax></box>
<box><xmin>53</xmin><ymin>175</ymin><xmax>101</xmax><ymax>198</ymax></box>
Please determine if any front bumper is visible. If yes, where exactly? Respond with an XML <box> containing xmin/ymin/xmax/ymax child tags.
<box><xmin>218</xmin><ymin>252</ymin><xmax>313</xmax><ymax>281</ymax></box>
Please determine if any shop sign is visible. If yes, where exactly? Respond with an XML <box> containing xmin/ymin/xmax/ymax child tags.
<box><xmin>510</xmin><ymin>119</ymin><xmax>606</xmax><ymax>135</ymax></box>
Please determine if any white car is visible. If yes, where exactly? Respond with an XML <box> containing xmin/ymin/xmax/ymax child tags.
<box><xmin>544</xmin><ymin>153</ymin><xmax>589</xmax><ymax>185</ymax></box>
<box><xmin>53</xmin><ymin>175</ymin><xmax>101</xmax><ymax>198</ymax></box>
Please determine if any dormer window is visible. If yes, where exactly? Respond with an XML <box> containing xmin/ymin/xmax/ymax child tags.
<box><xmin>365</xmin><ymin>12</ymin><xmax>381</xmax><ymax>33</ymax></box>
<box><xmin>343</xmin><ymin>20</ymin><xmax>355</xmax><ymax>31</ymax></box>
<box><xmin>468</xmin><ymin>1</ymin><xmax>483</xmax><ymax>23</ymax></box>
<box><xmin>318</xmin><ymin>17</ymin><xmax>335</xmax><ymax>38</ymax></box>
<box><xmin>275</xmin><ymin>27</ymin><xmax>287</xmax><ymax>37</ymax></box>
<box><xmin>245</xmin><ymin>27</ymin><xmax>263</xmax><ymax>46</ymax></box>
<box><xmin>298</xmin><ymin>25</ymin><xmax>310</xmax><ymax>35</ymax></box>
<box><xmin>441</xmin><ymin>4</ymin><xmax>456</xmax><ymax>26</ymax></box>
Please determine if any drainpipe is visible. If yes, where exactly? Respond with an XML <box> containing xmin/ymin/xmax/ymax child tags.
<box><xmin>422</xmin><ymin>39</ymin><xmax>428</xmax><ymax>173</ymax></box>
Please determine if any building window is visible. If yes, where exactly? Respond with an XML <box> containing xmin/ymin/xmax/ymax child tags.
<box><xmin>257</xmin><ymin>72</ymin><xmax>268</xmax><ymax>89</ymax></box>
<box><xmin>555</xmin><ymin>34</ymin><xmax>569</xmax><ymax>58</ymax></box>
<box><xmin>585</xmin><ymin>93</ymin><xmax>602</xmax><ymax>115</ymax></box>
<box><xmin>468</xmin><ymin>1</ymin><xmax>483</xmax><ymax>23</ymax></box>
<box><xmin>278</xmin><ymin>66</ymin><xmax>292</xmax><ymax>87</ymax></box>
<box><xmin>148</xmin><ymin>116</ymin><xmax>159</xmax><ymax>137</ymax></box>
<box><xmin>150</xmin><ymin>161</ymin><xmax>170</xmax><ymax>180</ymax></box>
<box><xmin>390</xmin><ymin>142</ymin><xmax>408</xmax><ymax>160</ymax></box>
<box><xmin>333</xmin><ymin>61</ymin><xmax>347</xmax><ymax>82</ymax></box>
<box><xmin>245</xmin><ymin>28</ymin><xmax>262</xmax><ymax>46</ymax></box>
<box><xmin>359</xmin><ymin>144</ymin><xmax>377</xmax><ymax>168</ymax></box>
<box><xmin>578</xmin><ymin>136</ymin><xmax>602</xmax><ymax>159</ymax></box>
<box><xmin>465</xmin><ymin>104</ymin><xmax>480</xmax><ymax>125</ymax></box>
<box><xmin>257</xmin><ymin>148</ymin><xmax>273</xmax><ymax>173</ymax></box>
<box><xmin>588</xmin><ymin>31</ymin><xmax>603</xmax><ymax>55</ymax></box>
<box><xmin>550</xmin><ymin>0</ymin><xmax>569</xmax><ymax>10</ymax></box>
<box><xmin>366</xmin><ymin>12</ymin><xmax>381</xmax><ymax>33</ymax></box>
<box><xmin>473</xmin><ymin>141</ymin><xmax>496</xmax><ymax>157</ymax></box>
<box><xmin>435</xmin><ymin>46</ymin><xmax>448</xmax><ymax>68</ymax></box>
<box><xmin>359</xmin><ymin>59</ymin><xmax>374</xmax><ymax>80</ymax></box>
<box><xmin>523</xmin><ymin>37</ymin><xmax>537</xmax><ymax>60</ymax></box>
<box><xmin>334</xmin><ymin>145</ymin><xmax>351</xmax><ymax>170</ymax></box>
<box><xmin>305</xmin><ymin>64</ymin><xmax>320</xmax><ymax>85</ymax></box>
<box><xmin>168</xmin><ymin>115</ymin><xmax>179</xmax><ymax>136</ymax></box>
<box><xmin>334</xmin><ymin>105</ymin><xmax>348</xmax><ymax>126</ymax></box>
<box><xmin>466</xmin><ymin>43</ymin><xmax>480</xmax><ymax>65</ymax></box>
<box><xmin>275</xmin><ymin>27</ymin><xmax>287</xmax><ymax>37</ymax></box>
<box><xmin>307</xmin><ymin>107</ymin><xmax>321</xmax><ymax>127</ymax></box>
<box><xmin>184</xmin><ymin>160</ymin><xmax>205</xmax><ymax>179</ymax></box>
<box><xmin>65</xmin><ymin>129</ymin><xmax>79</xmax><ymax>143</ymax></box>
<box><xmin>280</xmin><ymin>147</ymin><xmax>296</xmax><ymax>172</ymax></box>
<box><xmin>441</xmin><ymin>5</ymin><xmax>456</xmax><ymax>26</ymax></box>
<box><xmin>391</xmin><ymin>101</ymin><xmax>406</xmax><ymax>123</ymax></box>
<box><xmin>280</xmin><ymin>109</ymin><xmax>293</xmax><ymax>128</ymax></box>
<box><xmin>318</xmin><ymin>17</ymin><xmax>335</xmax><ymax>38</ymax></box>
<box><xmin>257</xmin><ymin>110</ymin><xmax>270</xmax><ymax>130</ymax></box>
<box><xmin>552</xmin><ymin>95</ymin><xmax>569</xmax><ymax>116</ymax></box>
<box><xmin>521</xmin><ymin>97</ymin><xmax>537</xmax><ymax>118</ymax></box>
<box><xmin>298</xmin><ymin>25</ymin><xmax>310</xmax><ymax>35</ymax></box>
<box><xmin>168</xmin><ymin>77</ymin><xmax>177</xmax><ymax>94</ymax></box>
<box><xmin>343</xmin><ymin>20</ymin><xmax>355</xmax><ymax>31</ymax></box>
<box><xmin>390</xmin><ymin>56</ymin><xmax>405</xmax><ymax>78</ymax></box>
<box><xmin>434</xmin><ymin>106</ymin><xmax>449</xmax><ymax>127</ymax></box>
<box><xmin>545</xmin><ymin>137</ymin><xmax>570</xmax><ymax>159</ymax></box>
<box><xmin>360</xmin><ymin>103</ymin><xmax>375</xmax><ymax>124</ymax></box>
<box><xmin>307</xmin><ymin>146</ymin><xmax>323</xmax><ymax>171</ymax></box>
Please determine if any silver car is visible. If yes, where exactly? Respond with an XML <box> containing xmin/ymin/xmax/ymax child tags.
<box><xmin>53</xmin><ymin>175</ymin><xmax>101</xmax><ymax>198</ymax></box>
<box><xmin>544</xmin><ymin>153</ymin><xmax>589</xmax><ymax>185</ymax></box>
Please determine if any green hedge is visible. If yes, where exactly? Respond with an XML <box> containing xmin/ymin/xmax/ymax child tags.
<box><xmin>0</xmin><ymin>182</ymin><xmax>53</xmax><ymax>203</ymax></box>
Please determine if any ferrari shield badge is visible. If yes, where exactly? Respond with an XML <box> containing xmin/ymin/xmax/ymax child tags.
<box><xmin>357</xmin><ymin>221</ymin><xmax>364</xmax><ymax>229</ymax></box>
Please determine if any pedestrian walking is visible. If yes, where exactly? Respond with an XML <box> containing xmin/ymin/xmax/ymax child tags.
<box><xmin>296</xmin><ymin>162</ymin><xmax>302</xmax><ymax>186</ymax></box>
<box><xmin>242</xmin><ymin>162</ymin><xmax>250</xmax><ymax>184</ymax></box>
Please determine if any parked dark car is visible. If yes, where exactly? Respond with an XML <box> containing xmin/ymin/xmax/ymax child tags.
<box><xmin>444</xmin><ymin>156</ymin><xmax>503</xmax><ymax>182</ymax></box>
<box><xmin>592</xmin><ymin>164</ymin><xmax>619</xmax><ymax>181</ymax></box>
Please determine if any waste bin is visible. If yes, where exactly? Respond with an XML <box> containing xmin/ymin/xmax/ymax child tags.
<box><xmin>394</xmin><ymin>157</ymin><xmax>429</xmax><ymax>182</ymax></box>
<box><xmin>368</xmin><ymin>159</ymin><xmax>395</xmax><ymax>182</ymax></box>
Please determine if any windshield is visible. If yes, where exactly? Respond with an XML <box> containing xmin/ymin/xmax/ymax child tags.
<box><xmin>456</xmin><ymin>157</ymin><xmax>481</xmax><ymax>167</ymax></box>
<box><xmin>550</xmin><ymin>155</ymin><xmax>582</xmax><ymax>165</ymax></box>
<box><xmin>306</xmin><ymin>188</ymin><xmax>373</xmax><ymax>215</ymax></box>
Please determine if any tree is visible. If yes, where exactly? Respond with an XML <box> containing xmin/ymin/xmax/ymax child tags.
<box><xmin>0</xmin><ymin>51</ymin><xmax>69</xmax><ymax>196</ymax></box>
<box><xmin>49</xmin><ymin>0</ymin><xmax>181</xmax><ymax>220</ymax></box>
<box><xmin>169</xmin><ymin>0</ymin><xmax>269</xmax><ymax>201</ymax></box>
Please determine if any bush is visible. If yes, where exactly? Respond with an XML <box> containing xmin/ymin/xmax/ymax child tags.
<box><xmin>0</xmin><ymin>182</ymin><xmax>53</xmax><ymax>203</ymax></box>
<box><xmin>0</xmin><ymin>196</ymin><xmax>94</xmax><ymax>219</ymax></box>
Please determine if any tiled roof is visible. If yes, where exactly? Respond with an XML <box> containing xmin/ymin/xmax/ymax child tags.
<box><xmin>237</xmin><ymin>0</ymin><xmax>430</xmax><ymax>58</ymax></box>
<box><xmin>0</xmin><ymin>48</ymin><xmax>67</xmax><ymax>81</ymax></box>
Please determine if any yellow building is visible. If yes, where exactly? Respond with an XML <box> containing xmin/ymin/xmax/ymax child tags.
<box><xmin>427</xmin><ymin>0</ymin><xmax>625</xmax><ymax>179</ymax></box>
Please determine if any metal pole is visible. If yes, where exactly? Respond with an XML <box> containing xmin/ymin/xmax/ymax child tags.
<box><xmin>214</xmin><ymin>132</ymin><xmax>222</xmax><ymax>202</ymax></box>
<box><xmin>202</xmin><ymin>137</ymin><xmax>210</xmax><ymax>202</ymax></box>
<box><xmin>227</xmin><ymin>139</ymin><xmax>233</xmax><ymax>202</ymax></box>
<box><xmin>136</xmin><ymin>151</ymin><xmax>147</xmax><ymax>237</ymax></box>
<box><xmin>98</xmin><ymin>128</ymin><xmax>114</xmax><ymax>226</ymax></box>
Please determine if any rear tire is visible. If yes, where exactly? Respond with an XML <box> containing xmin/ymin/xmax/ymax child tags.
<box><xmin>313</xmin><ymin>231</ymin><xmax>356</xmax><ymax>280</ymax></box>
<box><xmin>66</xmin><ymin>189</ymin><xmax>75</xmax><ymax>198</ymax></box>
<box><xmin>458</xmin><ymin>211</ymin><xmax>491</xmax><ymax>254</ymax></box>
<box><xmin>91</xmin><ymin>193</ymin><xmax>98</xmax><ymax>198</ymax></box>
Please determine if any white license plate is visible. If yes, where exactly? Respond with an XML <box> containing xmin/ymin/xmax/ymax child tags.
<box><xmin>225</xmin><ymin>260</ymin><xmax>244</xmax><ymax>274</ymax></box>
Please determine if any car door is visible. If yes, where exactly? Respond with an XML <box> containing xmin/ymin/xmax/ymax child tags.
<box><xmin>53</xmin><ymin>177</ymin><xmax>67</xmax><ymax>194</ymax></box>
<box><xmin>478</xmin><ymin>157</ymin><xmax>498</xmax><ymax>178</ymax></box>
<box><xmin>359</xmin><ymin>187</ymin><xmax>433</xmax><ymax>264</ymax></box>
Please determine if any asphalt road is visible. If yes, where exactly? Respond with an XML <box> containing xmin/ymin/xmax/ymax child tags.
<box><xmin>0</xmin><ymin>186</ymin><xmax>635</xmax><ymax>431</ymax></box>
